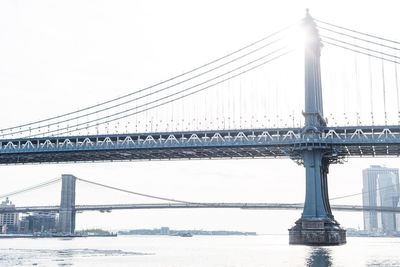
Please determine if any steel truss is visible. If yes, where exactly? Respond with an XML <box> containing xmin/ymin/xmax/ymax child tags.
<box><xmin>1</xmin><ymin>125</ymin><xmax>400</xmax><ymax>164</ymax></box>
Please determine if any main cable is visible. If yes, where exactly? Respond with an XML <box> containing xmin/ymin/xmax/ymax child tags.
<box><xmin>317</xmin><ymin>25</ymin><xmax>400</xmax><ymax>52</ymax></box>
<box><xmin>77</xmin><ymin>177</ymin><xmax>204</xmax><ymax>205</ymax></box>
<box><xmin>315</xmin><ymin>18</ymin><xmax>400</xmax><ymax>45</ymax></box>
<box><xmin>321</xmin><ymin>35</ymin><xmax>400</xmax><ymax>61</ymax></box>
<box><xmin>27</xmin><ymin>48</ymin><xmax>293</xmax><ymax>137</ymax></box>
<box><xmin>0</xmin><ymin>177</ymin><xmax>60</xmax><ymax>199</ymax></box>
<box><xmin>4</xmin><ymin>37</ymin><xmax>287</xmax><ymax>137</ymax></box>
<box><xmin>322</xmin><ymin>40</ymin><xmax>399</xmax><ymax>65</ymax></box>
<box><xmin>0</xmin><ymin>22</ymin><xmax>298</xmax><ymax>133</ymax></box>
<box><xmin>330</xmin><ymin>183</ymin><xmax>399</xmax><ymax>201</ymax></box>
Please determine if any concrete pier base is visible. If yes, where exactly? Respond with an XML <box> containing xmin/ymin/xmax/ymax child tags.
<box><xmin>289</xmin><ymin>219</ymin><xmax>346</xmax><ymax>245</ymax></box>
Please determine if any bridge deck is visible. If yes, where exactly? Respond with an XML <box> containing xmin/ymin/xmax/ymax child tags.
<box><xmin>1</xmin><ymin>126</ymin><xmax>400</xmax><ymax>164</ymax></box>
<box><xmin>3</xmin><ymin>203</ymin><xmax>400</xmax><ymax>213</ymax></box>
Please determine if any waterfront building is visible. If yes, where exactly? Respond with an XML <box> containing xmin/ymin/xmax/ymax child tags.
<box><xmin>160</xmin><ymin>227</ymin><xmax>170</xmax><ymax>235</ymax></box>
<box><xmin>0</xmin><ymin>198</ymin><xmax>19</xmax><ymax>233</ymax></box>
<box><xmin>362</xmin><ymin>165</ymin><xmax>400</xmax><ymax>233</ymax></box>
<box><xmin>19</xmin><ymin>212</ymin><xmax>57</xmax><ymax>233</ymax></box>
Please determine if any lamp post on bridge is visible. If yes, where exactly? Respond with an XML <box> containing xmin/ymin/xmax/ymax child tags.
<box><xmin>288</xmin><ymin>10</ymin><xmax>346</xmax><ymax>245</ymax></box>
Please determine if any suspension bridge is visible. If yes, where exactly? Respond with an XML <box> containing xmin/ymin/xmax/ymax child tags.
<box><xmin>5</xmin><ymin>203</ymin><xmax>400</xmax><ymax>214</ymax></box>
<box><xmin>2</xmin><ymin>174</ymin><xmax>400</xmax><ymax>233</ymax></box>
<box><xmin>1</xmin><ymin>10</ymin><xmax>400</xmax><ymax>245</ymax></box>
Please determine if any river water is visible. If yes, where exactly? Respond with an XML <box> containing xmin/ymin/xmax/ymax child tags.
<box><xmin>0</xmin><ymin>235</ymin><xmax>399</xmax><ymax>266</ymax></box>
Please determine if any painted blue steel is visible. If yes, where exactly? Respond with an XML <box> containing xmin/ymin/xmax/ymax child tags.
<box><xmin>0</xmin><ymin>126</ymin><xmax>400</xmax><ymax>164</ymax></box>
<box><xmin>297</xmin><ymin>12</ymin><xmax>337</xmax><ymax>228</ymax></box>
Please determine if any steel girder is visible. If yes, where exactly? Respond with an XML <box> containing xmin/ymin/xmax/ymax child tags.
<box><xmin>1</xmin><ymin>126</ymin><xmax>400</xmax><ymax>164</ymax></box>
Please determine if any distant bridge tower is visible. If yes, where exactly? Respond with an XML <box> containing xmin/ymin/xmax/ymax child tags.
<box><xmin>57</xmin><ymin>174</ymin><xmax>76</xmax><ymax>234</ymax></box>
<box><xmin>288</xmin><ymin>10</ymin><xmax>346</xmax><ymax>245</ymax></box>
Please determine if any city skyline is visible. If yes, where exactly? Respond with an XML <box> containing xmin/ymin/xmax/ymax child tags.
<box><xmin>362</xmin><ymin>165</ymin><xmax>400</xmax><ymax>233</ymax></box>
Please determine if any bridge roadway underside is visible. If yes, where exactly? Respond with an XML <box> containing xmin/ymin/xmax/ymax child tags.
<box><xmin>0</xmin><ymin>146</ymin><xmax>287</xmax><ymax>164</ymax></box>
<box><xmin>2</xmin><ymin>126</ymin><xmax>400</xmax><ymax>164</ymax></box>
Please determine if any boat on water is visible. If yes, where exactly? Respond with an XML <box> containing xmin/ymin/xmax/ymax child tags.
<box><xmin>177</xmin><ymin>232</ymin><xmax>193</xmax><ymax>237</ymax></box>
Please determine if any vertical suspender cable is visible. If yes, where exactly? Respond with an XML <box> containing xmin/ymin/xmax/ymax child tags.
<box><xmin>220</xmin><ymin>78</ymin><xmax>223</xmax><ymax>129</ymax></box>
<box><xmin>354</xmin><ymin>39</ymin><xmax>361</xmax><ymax>125</ymax></box>
<box><xmin>264</xmin><ymin>76</ymin><xmax>268</xmax><ymax>127</ymax></box>
<box><xmin>343</xmin><ymin>63</ymin><xmax>348</xmax><ymax>125</ymax></box>
<box><xmin>395</xmin><ymin>62</ymin><xmax>400</xmax><ymax>124</ymax></box>
<box><xmin>203</xmin><ymin>85</ymin><xmax>206</xmax><ymax>130</ymax></box>
<box><xmin>171</xmin><ymin>93</ymin><xmax>174</xmax><ymax>131</ymax></box>
<box><xmin>368</xmin><ymin>56</ymin><xmax>374</xmax><ymax>124</ymax></box>
<box><xmin>381</xmin><ymin>57</ymin><xmax>387</xmax><ymax>125</ymax></box>
<box><xmin>181</xmin><ymin>89</ymin><xmax>184</xmax><ymax>132</ymax></box>
<box><xmin>239</xmin><ymin>81</ymin><xmax>242</xmax><ymax>128</ymax></box>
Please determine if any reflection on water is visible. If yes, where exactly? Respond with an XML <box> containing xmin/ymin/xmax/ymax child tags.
<box><xmin>1</xmin><ymin>236</ymin><xmax>400</xmax><ymax>266</ymax></box>
<box><xmin>306</xmin><ymin>247</ymin><xmax>332</xmax><ymax>267</ymax></box>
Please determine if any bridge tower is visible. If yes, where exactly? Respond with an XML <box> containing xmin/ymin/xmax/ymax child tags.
<box><xmin>57</xmin><ymin>174</ymin><xmax>76</xmax><ymax>234</ymax></box>
<box><xmin>288</xmin><ymin>10</ymin><xmax>346</xmax><ymax>245</ymax></box>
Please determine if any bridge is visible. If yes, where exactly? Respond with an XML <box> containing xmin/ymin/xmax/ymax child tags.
<box><xmin>6</xmin><ymin>203</ymin><xmax>400</xmax><ymax>214</ymax></box>
<box><xmin>2</xmin><ymin>125</ymin><xmax>400</xmax><ymax>164</ymax></box>
<box><xmin>2</xmin><ymin>173</ymin><xmax>400</xmax><ymax>236</ymax></box>
<box><xmin>1</xmin><ymin>10</ymin><xmax>400</xmax><ymax>245</ymax></box>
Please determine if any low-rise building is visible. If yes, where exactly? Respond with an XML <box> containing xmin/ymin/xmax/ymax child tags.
<box><xmin>0</xmin><ymin>198</ymin><xmax>19</xmax><ymax>233</ymax></box>
<box><xmin>20</xmin><ymin>212</ymin><xmax>57</xmax><ymax>233</ymax></box>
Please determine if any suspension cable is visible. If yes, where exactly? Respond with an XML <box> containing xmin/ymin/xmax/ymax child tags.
<box><xmin>322</xmin><ymin>40</ymin><xmax>399</xmax><ymax>65</ymax></box>
<box><xmin>330</xmin><ymin>183</ymin><xmax>399</xmax><ymax>201</ymax></box>
<box><xmin>368</xmin><ymin>56</ymin><xmax>374</xmax><ymax>124</ymax></box>
<box><xmin>0</xmin><ymin>177</ymin><xmax>60</xmax><ymax>200</ymax></box>
<box><xmin>4</xmin><ymin>37</ymin><xmax>287</xmax><ymax>137</ymax></box>
<box><xmin>321</xmin><ymin>35</ymin><xmax>400</xmax><ymax>61</ymax></box>
<box><xmin>42</xmin><ymin>50</ymin><xmax>293</xmax><ymax>137</ymax></box>
<box><xmin>382</xmin><ymin>57</ymin><xmax>387</xmax><ymax>125</ymax></box>
<box><xmin>395</xmin><ymin>60</ymin><xmax>400</xmax><ymax>123</ymax></box>
<box><xmin>26</xmin><ymin>49</ymin><xmax>294</xmax><ymax>137</ymax></box>
<box><xmin>315</xmin><ymin>18</ymin><xmax>400</xmax><ymax>45</ymax></box>
<box><xmin>317</xmin><ymin>25</ymin><xmax>400</xmax><ymax>51</ymax></box>
<box><xmin>76</xmin><ymin>177</ymin><xmax>201</xmax><ymax>205</ymax></box>
<box><xmin>0</xmin><ymin>22</ymin><xmax>298</xmax><ymax>133</ymax></box>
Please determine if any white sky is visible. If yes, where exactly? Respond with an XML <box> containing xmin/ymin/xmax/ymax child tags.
<box><xmin>0</xmin><ymin>0</ymin><xmax>399</xmax><ymax>234</ymax></box>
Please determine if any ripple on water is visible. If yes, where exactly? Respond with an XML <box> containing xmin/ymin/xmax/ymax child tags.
<box><xmin>0</xmin><ymin>248</ymin><xmax>152</xmax><ymax>266</ymax></box>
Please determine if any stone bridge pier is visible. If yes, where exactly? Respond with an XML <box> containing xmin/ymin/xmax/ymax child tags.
<box><xmin>57</xmin><ymin>174</ymin><xmax>76</xmax><ymax>234</ymax></box>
